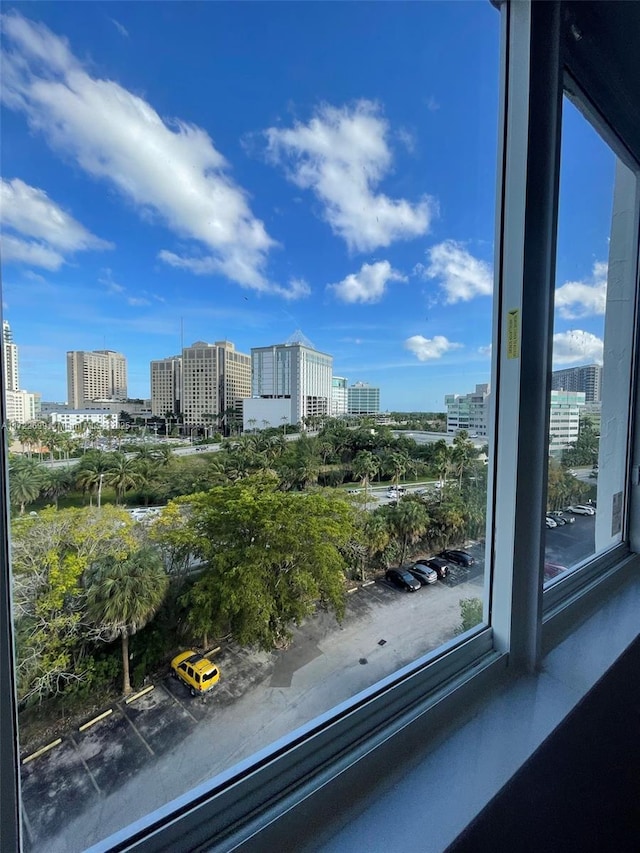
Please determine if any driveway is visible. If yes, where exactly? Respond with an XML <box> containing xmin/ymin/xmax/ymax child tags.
<box><xmin>22</xmin><ymin>572</ymin><xmax>482</xmax><ymax>853</ymax></box>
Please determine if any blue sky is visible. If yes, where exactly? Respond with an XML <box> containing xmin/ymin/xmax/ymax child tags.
<box><xmin>0</xmin><ymin>2</ymin><xmax>613</xmax><ymax>410</ymax></box>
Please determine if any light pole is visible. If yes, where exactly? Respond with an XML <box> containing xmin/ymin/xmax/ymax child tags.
<box><xmin>97</xmin><ymin>473</ymin><xmax>104</xmax><ymax>509</ymax></box>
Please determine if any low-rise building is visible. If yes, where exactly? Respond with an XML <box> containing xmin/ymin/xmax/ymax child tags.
<box><xmin>549</xmin><ymin>390</ymin><xmax>585</xmax><ymax>453</ymax></box>
<box><xmin>49</xmin><ymin>409</ymin><xmax>119</xmax><ymax>431</ymax></box>
<box><xmin>445</xmin><ymin>384</ymin><xmax>490</xmax><ymax>436</ymax></box>
<box><xmin>348</xmin><ymin>381</ymin><xmax>380</xmax><ymax>415</ymax></box>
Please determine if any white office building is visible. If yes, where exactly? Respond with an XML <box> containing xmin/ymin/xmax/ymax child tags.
<box><xmin>348</xmin><ymin>382</ymin><xmax>380</xmax><ymax>415</ymax></box>
<box><xmin>332</xmin><ymin>377</ymin><xmax>348</xmax><ymax>416</ymax></box>
<box><xmin>250</xmin><ymin>334</ymin><xmax>333</xmax><ymax>430</ymax></box>
<box><xmin>549</xmin><ymin>390</ymin><xmax>585</xmax><ymax>453</ymax></box>
<box><xmin>2</xmin><ymin>321</ymin><xmax>19</xmax><ymax>392</ymax></box>
<box><xmin>49</xmin><ymin>409</ymin><xmax>119</xmax><ymax>431</ymax></box>
<box><xmin>445</xmin><ymin>384</ymin><xmax>491</xmax><ymax>436</ymax></box>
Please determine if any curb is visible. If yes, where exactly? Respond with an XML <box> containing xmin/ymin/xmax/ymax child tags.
<box><xmin>21</xmin><ymin>738</ymin><xmax>63</xmax><ymax>765</ymax></box>
<box><xmin>78</xmin><ymin>708</ymin><xmax>113</xmax><ymax>732</ymax></box>
<box><xmin>124</xmin><ymin>684</ymin><xmax>155</xmax><ymax>704</ymax></box>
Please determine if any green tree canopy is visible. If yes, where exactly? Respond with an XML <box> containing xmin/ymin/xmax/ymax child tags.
<box><xmin>177</xmin><ymin>477</ymin><xmax>355</xmax><ymax>649</ymax></box>
<box><xmin>85</xmin><ymin>547</ymin><xmax>168</xmax><ymax>694</ymax></box>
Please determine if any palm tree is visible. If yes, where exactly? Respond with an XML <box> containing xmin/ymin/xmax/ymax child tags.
<box><xmin>42</xmin><ymin>466</ymin><xmax>74</xmax><ymax>509</ymax></box>
<box><xmin>352</xmin><ymin>450</ymin><xmax>380</xmax><ymax>507</ymax></box>
<box><xmin>8</xmin><ymin>457</ymin><xmax>44</xmax><ymax>514</ymax></box>
<box><xmin>105</xmin><ymin>453</ymin><xmax>142</xmax><ymax>504</ymax></box>
<box><xmin>388</xmin><ymin>449</ymin><xmax>410</xmax><ymax>490</ymax></box>
<box><xmin>388</xmin><ymin>501</ymin><xmax>430</xmax><ymax>566</ymax></box>
<box><xmin>75</xmin><ymin>451</ymin><xmax>112</xmax><ymax>505</ymax></box>
<box><xmin>84</xmin><ymin>548</ymin><xmax>169</xmax><ymax>694</ymax></box>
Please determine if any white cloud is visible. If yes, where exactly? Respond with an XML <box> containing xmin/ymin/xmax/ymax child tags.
<box><xmin>328</xmin><ymin>260</ymin><xmax>406</xmax><ymax>304</ymax></box>
<box><xmin>555</xmin><ymin>261</ymin><xmax>607</xmax><ymax>319</ymax></box>
<box><xmin>281</xmin><ymin>277</ymin><xmax>311</xmax><ymax>301</ymax></box>
<box><xmin>552</xmin><ymin>330</ymin><xmax>603</xmax><ymax>365</ymax></box>
<box><xmin>1</xmin><ymin>178</ymin><xmax>110</xmax><ymax>252</ymax></box>
<box><xmin>0</xmin><ymin>177</ymin><xmax>111</xmax><ymax>270</ymax></box>
<box><xmin>404</xmin><ymin>334</ymin><xmax>462</xmax><ymax>361</ymax></box>
<box><xmin>127</xmin><ymin>295</ymin><xmax>151</xmax><ymax>307</ymax></box>
<box><xmin>265</xmin><ymin>100</ymin><xmax>434</xmax><ymax>252</ymax></box>
<box><xmin>98</xmin><ymin>268</ymin><xmax>125</xmax><ymax>294</ymax></box>
<box><xmin>110</xmin><ymin>18</ymin><xmax>129</xmax><ymax>38</ymax></box>
<box><xmin>478</xmin><ymin>344</ymin><xmax>492</xmax><ymax>357</ymax></box>
<box><xmin>0</xmin><ymin>233</ymin><xmax>65</xmax><ymax>270</ymax></box>
<box><xmin>421</xmin><ymin>240</ymin><xmax>493</xmax><ymax>303</ymax></box>
<box><xmin>1</xmin><ymin>12</ymin><xmax>279</xmax><ymax>293</ymax></box>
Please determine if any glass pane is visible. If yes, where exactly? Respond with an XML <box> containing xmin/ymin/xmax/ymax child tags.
<box><xmin>545</xmin><ymin>97</ymin><xmax>629</xmax><ymax>585</ymax></box>
<box><xmin>1</xmin><ymin>3</ymin><xmax>498</xmax><ymax>849</ymax></box>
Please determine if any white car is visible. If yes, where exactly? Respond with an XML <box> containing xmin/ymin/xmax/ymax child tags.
<box><xmin>567</xmin><ymin>505</ymin><xmax>596</xmax><ymax>516</ymax></box>
<box><xmin>545</xmin><ymin>516</ymin><xmax>557</xmax><ymax>528</ymax></box>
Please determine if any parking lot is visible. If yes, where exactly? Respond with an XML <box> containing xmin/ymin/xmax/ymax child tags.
<box><xmin>21</xmin><ymin>516</ymin><xmax>594</xmax><ymax>852</ymax></box>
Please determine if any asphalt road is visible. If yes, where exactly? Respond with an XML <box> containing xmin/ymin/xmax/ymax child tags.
<box><xmin>21</xmin><ymin>517</ymin><xmax>594</xmax><ymax>852</ymax></box>
<box><xmin>22</xmin><ymin>560</ymin><xmax>485</xmax><ymax>853</ymax></box>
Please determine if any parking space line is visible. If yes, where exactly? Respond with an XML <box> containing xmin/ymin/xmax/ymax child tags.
<box><xmin>120</xmin><ymin>703</ymin><xmax>154</xmax><ymax>756</ymax></box>
<box><xmin>69</xmin><ymin>733</ymin><xmax>102</xmax><ymax>796</ymax></box>
<box><xmin>158</xmin><ymin>682</ymin><xmax>199</xmax><ymax>723</ymax></box>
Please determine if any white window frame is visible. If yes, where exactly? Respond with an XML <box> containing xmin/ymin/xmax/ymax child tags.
<box><xmin>2</xmin><ymin>3</ymin><xmax>640</xmax><ymax>852</ymax></box>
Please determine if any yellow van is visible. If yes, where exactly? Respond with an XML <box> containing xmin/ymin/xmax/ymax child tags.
<box><xmin>170</xmin><ymin>650</ymin><xmax>220</xmax><ymax>695</ymax></box>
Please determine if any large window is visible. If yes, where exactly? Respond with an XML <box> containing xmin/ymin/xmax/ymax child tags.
<box><xmin>2</xmin><ymin>3</ymin><xmax>639</xmax><ymax>853</ymax></box>
<box><xmin>2</xmin><ymin>3</ymin><xmax>499</xmax><ymax>851</ymax></box>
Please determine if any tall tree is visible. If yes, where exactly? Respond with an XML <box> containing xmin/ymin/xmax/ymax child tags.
<box><xmin>387</xmin><ymin>500</ymin><xmax>430</xmax><ymax>566</ymax></box>
<box><xmin>177</xmin><ymin>477</ymin><xmax>355</xmax><ymax>649</ymax></box>
<box><xmin>85</xmin><ymin>547</ymin><xmax>168</xmax><ymax>695</ymax></box>
<box><xmin>8</xmin><ymin>457</ymin><xmax>44</xmax><ymax>514</ymax></box>
<box><xmin>352</xmin><ymin>450</ymin><xmax>380</xmax><ymax>507</ymax></box>
<box><xmin>105</xmin><ymin>453</ymin><xmax>142</xmax><ymax>504</ymax></box>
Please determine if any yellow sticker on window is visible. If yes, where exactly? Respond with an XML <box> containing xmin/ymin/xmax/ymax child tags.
<box><xmin>507</xmin><ymin>309</ymin><xmax>520</xmax><ymax>359</ymax></box>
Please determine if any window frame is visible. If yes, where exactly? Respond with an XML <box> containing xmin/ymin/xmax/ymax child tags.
<box><xmin>2</xmin><ymin>3</ymin><xmax>640</xmax><ymax>852</ymax></box>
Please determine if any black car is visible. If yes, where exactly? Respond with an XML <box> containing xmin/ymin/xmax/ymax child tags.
<box><xmin>423</xmin><ymin>557</ymin><xmax>450</xmax><ymax>579</ymax></box>
<box><xmin>438</xmin><ymin>549</ymin><xmax>475</xmax><ymax>568</ymax></box>
<box><xmin>385</xmin><ymin>568</ymin><xmax>421</xmax><ymax>592</ymax></box>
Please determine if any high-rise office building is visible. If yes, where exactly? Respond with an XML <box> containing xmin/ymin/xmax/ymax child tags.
<box><xmin>2</xmin><ymin>320</ymin><xmax>19</xmax><ymax>392</ymax></box>
<box><xmin>150</xmin><ymin>356</ymin><xmax>182</xmax><ymax>418</ymax></box>
<box><xmin>67</xmin><ymin>350</ymin><xmax>128</xmax><ymax>408</ymax></box>
<box><xmin>3</xmin><ymin>320</ymin><xmax>40</xmax><ymax>424</ymax></box>
<box><xmin>347</xmin><ymin>381</ymin><xmax>380</xmax><ymax>415</ymax></box>
<box><xmin>250</xmin><ymin>335</ymin><xmax>333</xmax><ymax>429</ymax></box>
<box><xmin>551</xmin><ymin>363</ymin><xmax>602</xmax><ymax>403</ymax></box>
<box><xmin>332</xmin><ymin>377</ymin><xmax>348</xmax><ymax>416</ymax></box>
<box><xmin>181</xmin><ymin>340</ymin><xmax>251</xmax><ymax>429</ymax></box>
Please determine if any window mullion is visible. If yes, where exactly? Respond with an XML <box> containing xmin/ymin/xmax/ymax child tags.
<box><xmin>490</xmin><ymin>0</ymin><xmax>563</xmax><ymax>671</ymax></box>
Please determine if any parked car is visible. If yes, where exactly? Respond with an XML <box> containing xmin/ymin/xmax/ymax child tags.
<box><xmin>423</xmin><ymin>557</ymin><xmax>450</xmax><ymax>579</ymax></box>
<box><xmin>567</xmin><ymin>505</ymin><xmax>596</xmax><ymax>516</ymax></box>
<box><xmin>171</xmin><ymin>650</ymin><xmax>220</xmax><ymax>696</ymax></box>
<box><xmin>407</xmin><ymin>564</ymin><xmax>438</xmax><ymax>586</ymax></box>
<box><xmin>550</xmin><ymin>514</ymin><xmax>566</xmax><ymax>526</ymax></box>
<box><xmin>550</xmin><ymin>510</ymin><xmax>574</xmax><ymax>524</ymax></box>
<box><xmin>385</xmin><ymin>568</ymin><xmax>421</xmax><ymax>592</ymax></box>
<box><xmin>545</xmin><ymin>516</ymin><xmax>557</xmax><ymax>529</ymax></box>
<box><xmin>438</xmin><ymin>549</ymin><xmax>475</xmax><ymax>568</ymax></box>
<box><xmin>347</xmin><ymin>489</ymin><xmax>361</xmax><ymax>495</ymax></box>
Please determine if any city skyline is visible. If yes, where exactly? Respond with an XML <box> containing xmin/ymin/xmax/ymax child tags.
<box><xmin>1</xmin><ymin>4</ymin><xmax>612</xmax><ymax>410</ymax></box>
